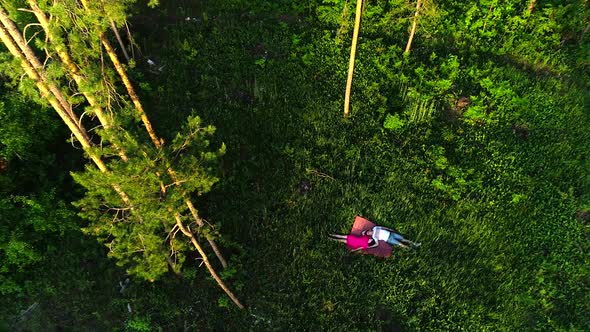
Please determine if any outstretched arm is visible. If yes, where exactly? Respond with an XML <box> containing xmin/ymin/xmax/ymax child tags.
<box><xmin>379</xmin><ymin>226</ymin><xmax>397</xmax><ymax>233</ymax></box>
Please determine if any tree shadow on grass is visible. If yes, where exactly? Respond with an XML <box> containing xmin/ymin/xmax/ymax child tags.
<box><xmin>375</xmin><ymin>304</ymin><xmax>406</xmax><ymax>332</ymax></box>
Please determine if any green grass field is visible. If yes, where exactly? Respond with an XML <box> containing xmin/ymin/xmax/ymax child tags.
<box><xmin>119</xmin><ymin>1</ymin><xmax>589</xmax><ymax>330</ymax></box>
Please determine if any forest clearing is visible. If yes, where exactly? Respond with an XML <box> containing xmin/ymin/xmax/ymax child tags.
<box><xmin>1</xmin><ymin>0</ymin><xmax>589</xmax><ymax>330</ymax></box>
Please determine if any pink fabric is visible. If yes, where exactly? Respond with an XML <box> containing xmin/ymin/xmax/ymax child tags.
<box><xmin>345</xmin><ymin>235</ymin><xmax>370</xmax><ymax>250</ymax></box>
<box><xmin>349</xmin><ymin>215</ymin><xmax>393</xmax><ymax>258</ymax></box>
<box><xmin>350</xmin><ymin>215</ymin><xmax>374</xmax><ymax>236</ymax></box>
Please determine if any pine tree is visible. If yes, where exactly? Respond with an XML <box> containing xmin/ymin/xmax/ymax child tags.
<box><xmin>343</xmin><ymin>0</ymin><xmax>363</xmax><ymax>117</ymax></box>
<box><xmin>0</xmin><ymin>1</ymin><xmax>243</xmax><ymax>308</ymax></box>
<box><xmin>404</xmin><ymin>0</ymin><xmax>422</xmax><ymax>55</ymax></box>
<box><xmin>26</xmin><ymin>0</ymin><xmax>229</xmax><ymax>268</ymax></box>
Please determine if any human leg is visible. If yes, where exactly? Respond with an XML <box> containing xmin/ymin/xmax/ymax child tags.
<box><xmin>392</xmin><ymin>233</ymin><xmax>405</xmax><ymax>241</ymax></box>
<box><xmin>385</xmin><ymin>233</ymin><xmax>409</xmax><ymax>248</ymax></box>
<box><xmin>328</xmin><ymin>234</ymin><xmax>348</xmax><ymax>243</ymax></box>
<box><xmin>400</xmin><ymin>238</ymin><xmax>421</xmax><ymax>249</ymax></box>
<box><xmin>392</xmin><ymin>233</ymin><xmax>421</xmax><ymax>248</ymax></box>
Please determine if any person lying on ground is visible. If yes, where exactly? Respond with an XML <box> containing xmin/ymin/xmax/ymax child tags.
<box><xmin>362</xmin><ymin>226</ymin><xmax>421</xmax><ymax>249</ymax></box>
<box><xmin>328</xmin><ymin>233</ymin><xmax>378</xmax><ymax>252</ymax></box>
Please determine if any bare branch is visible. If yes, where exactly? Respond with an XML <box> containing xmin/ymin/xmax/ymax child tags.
<box><xmin>110</xmin><ymin>20</ymin><xmax>130</xmax><ymax>62</ymax></box>
<box><xmin>164</xmin><ymin>179</ymin><xmax>188</xmax><ymax>189</ymax></box>
<box><xmin>306</xmin><ymin>168</ymin><xmax>336</xmax><ymax>180</ymax></box>
<box><xmin>22</xmin><ymin>23</ymin><xmax>42</xmax><ymax>45</ymax></box>
<box><xmin>165</xmin><ymin>224</ymin><xmax>180</xmax><ymax>241</ymax></box>
<box><xmin>16</xmin><ymin>8</ymin><xmax>36</xmax><ymax>14</ymax></box>
<box><xmin>124</xmin><ymin>20</ymin><xmax>136</xmax><ymax>59</ymax></box>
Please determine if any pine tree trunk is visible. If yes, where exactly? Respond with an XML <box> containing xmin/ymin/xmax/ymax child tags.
<box><xmin>27</xmin><ymin>0</ymin><xmax>129</xmax><ymax>162</ymax></box>
<box><xmin>528</xmin><ymin>0</ymin><xmax>536</xmax><ymax>14</ymax></box>
<box><xmin>185</xmin><ymin>198</ymin><xmax>228</xmax><ymax>268</ymax></box>
<box><xmin>0</xmin><ymin>27</ymin><xmax>84</xmax><ymax>147</ymax></box>
<box><xmin>172</xmin><ymin>211</ymin><xmax>244</xmax><ymax>309</ymax></box>
<box><xmin>0</xmin><ymin>7</ymin><xmax>72</xmax><ymax>120</ymax></box>
<box><xmin>405</xmin><ymin>0</ymin><xmax>422</xmax><ymax>55</ymax></box>
<box><xmin>0</xmin><ymin>23</ymin><xmax>132</xmax><ymax>206</ymax></box>
<box><xmin>99</xmin><ymin>33</ymin><xmax>162</xmax><ymax>146</ymax></box>
<box><xmin>343</xmin><ymin>0</ymin><xmax>363</xmax><ymax>117</ymax></box>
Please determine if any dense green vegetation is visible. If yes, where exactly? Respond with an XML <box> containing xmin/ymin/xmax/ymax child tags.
<box><xmin>1</xmin><ymin>0</ymin><xmax>589</xmax><ymax>330</ymax></box>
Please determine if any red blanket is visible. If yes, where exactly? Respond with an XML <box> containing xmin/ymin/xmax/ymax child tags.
<box><xmin>349</xmin><ymin>215</ymin><xmax>392</xmax><ymax>258</ymax></box>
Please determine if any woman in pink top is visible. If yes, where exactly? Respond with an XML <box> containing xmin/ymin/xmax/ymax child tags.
<box><xmin>328</xmin><ymin>233</ymin><xmax>378</xmax><ymax>251</ymax></box>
